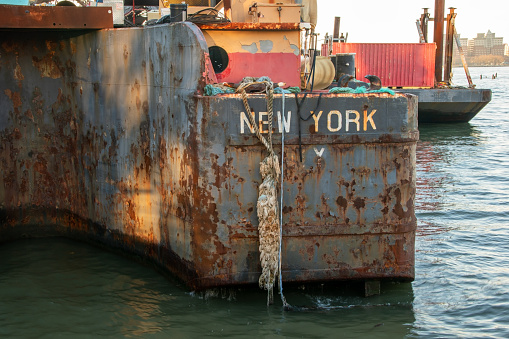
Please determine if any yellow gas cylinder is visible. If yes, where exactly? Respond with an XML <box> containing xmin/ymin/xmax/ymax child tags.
<box><xmin>305</xmin><ymin>56</ymin><xmax>335</xmax><ymax>90</ymax></box>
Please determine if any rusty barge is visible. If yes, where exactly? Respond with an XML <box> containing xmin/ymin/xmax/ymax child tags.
<box><xmin>322</xmin><ymin>1</ymin><xmax>492</xmax><ymax>123</ymax></box>
<box><xmin>0</xmin><ymin>1</ymin><xmax>417</xmax><ymax>293</ymax></box>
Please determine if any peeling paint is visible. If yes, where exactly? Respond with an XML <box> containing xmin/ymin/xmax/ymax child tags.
<box><xmin>259</xmin><ymin>40</ymin><xmax>273</xmax><ymax>53</ymax></box>
<box><xmin>241</xmin><ymin>42</ymin><xmax>258</xmax><ymax>54</ymax></box>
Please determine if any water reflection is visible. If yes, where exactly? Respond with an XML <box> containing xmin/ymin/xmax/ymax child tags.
<box><xmin>416</xmin><ymin>123</ymin><xmax>484</xmax><ymax>205</ymax></box>
<box><xmin>0</xmin><ymin>238</ymin><xmax>416</xmax><ymax>338</ymax></box>
<box><xmin>416</xmin><ymin>123</ymin><xmax>485</xmax><ymax>238</ymax></box>
<box><xmin>191</xmin><ymin>282</ymin><xmax>416</xmax><ymax>338</ymax></box>
<box><xmin>418</xmin><ymin>123</ymin><xmax>484</xmax><ymax>144</ymax></box>
<box><xmin>0</xmin><ymin>238</ymin><xmax>184</xmax><ymax>338</ymax></box>
<box><xmin>416</xmin><ymin>140</ymin><xmax>450</xmax><ymax>212</ymax></box>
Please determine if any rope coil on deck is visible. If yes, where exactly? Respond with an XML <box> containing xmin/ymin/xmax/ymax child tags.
<box><xmin>236</xmin><ymin>78</ymin><xmax>282</xmax><ymax>305</ymax></box>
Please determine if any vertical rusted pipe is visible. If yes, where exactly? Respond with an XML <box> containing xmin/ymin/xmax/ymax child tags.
<box><xmin>333</xmin><ymin>17</ymin><xmax>340</xmax><ymax>41</ymax></box>
<box><xmin>223</xmin><ymin>0</ymin><xmax>232</xmax><ymax>20</ymax></box>
<box><xmin>433</xmin><ymin>0</ymin><xmax>445</xmax><ymax>84</ymax></box>
<box><xmin>454</xmin><ymin>27</ymin><xmax>474</xmax><ymax>88</ymax></box>
<box><xmin>420</xmin><ymin>8</ymin><xmax>429</xmax><ymax>43</ymax></box>
<box><xmin>444</xmin><ymin>7</ymin><xmax>456</xmax><ymax>84</ymax></box>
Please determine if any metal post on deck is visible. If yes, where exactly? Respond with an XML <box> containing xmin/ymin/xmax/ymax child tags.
<box><xmin>420</xmin><ymin>8</ymin><xmax>430</xmax><ymax>43</ymax></box>
<box><xmin>132</xmin><ymin>0</ymin><xmax>136</xmax><ymax>25</ymax></box>
<box><xmin>416</xmin><ymin>20</ymin><xmax>426</xmax><ymax>43</ymax></box>
<box><xmin>433</xmin><ymin>0</ymin><xmax>445</xmax><ymax>84</ymax></box>
<box><xmin>454</xmin><ymin>27</ymin><xmax>474</xmax><ymax>88</ymax></box>
<box><xmin>444</xmin><ymin>7</ymin><xmax>456</xmax><ymax>85</ymax></box>
<box><xmin>333</xmin><ymin>17</ymin><xmax>340</xmax><ymax>42</ymax></box>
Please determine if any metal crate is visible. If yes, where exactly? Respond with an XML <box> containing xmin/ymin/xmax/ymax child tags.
<box><xmin>98</xmin><ymin>0</ymin><xmax>124</xmax><ymax>26</ymax></box>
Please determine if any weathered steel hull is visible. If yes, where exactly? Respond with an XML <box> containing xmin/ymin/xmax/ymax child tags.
<box><xmin>397</xmin><ymin>88</ymin><xmax>492</xmax><ymax>123</ymax></box>
<box><xmin>0</xmin><ymin>22</ymin><xmax>417</xmax><ymax>289</ymax></box>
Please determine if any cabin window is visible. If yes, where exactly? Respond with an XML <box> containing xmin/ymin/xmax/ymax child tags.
<box><xmin>208</xmin><ymin>46</ymin><xmax>229</xmax><ymax>74</ymax></box>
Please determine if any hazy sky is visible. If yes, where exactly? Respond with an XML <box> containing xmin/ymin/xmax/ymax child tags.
<box><xmin>315</xmin><ymin>0</ymin><xmax>509</xmax><ymax>44</ymax></box>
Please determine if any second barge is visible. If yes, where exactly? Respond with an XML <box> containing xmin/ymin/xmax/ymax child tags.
<box><xmin>322</xmin><ymin>1</ymin><xmax>492</xmax><ymax>123</ymax></box>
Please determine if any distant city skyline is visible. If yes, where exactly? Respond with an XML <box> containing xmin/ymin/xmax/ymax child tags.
<box><xmin>315</xmin><ymin>0</ymin><xmax>508</xmax><ymax>44</ymax></box>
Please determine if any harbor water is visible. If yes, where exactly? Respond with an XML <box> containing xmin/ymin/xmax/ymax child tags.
<box><xmin>1</xmin><ymin>67</ymin><xmax>508</xmax><ymax>338</ymax></box>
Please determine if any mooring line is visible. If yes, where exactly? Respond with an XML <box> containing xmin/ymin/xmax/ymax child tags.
<box><xmin>279</xmin><ymin>91</ymin><xmax>290</xmax><ymax>310</ymax></box>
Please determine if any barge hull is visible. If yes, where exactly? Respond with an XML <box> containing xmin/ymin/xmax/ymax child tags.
<box><xmin>0</xmin><ymin>22</ymin><xmax>418</xmax><ymax>289</ymax></box>
<box><xmin>398</xmin><ymin>88</ymin><xmax>492</xmax><ymax>123</ymax></box>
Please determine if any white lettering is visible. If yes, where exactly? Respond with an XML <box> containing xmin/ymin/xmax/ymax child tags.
<box><xmin>346</xmin><ymin>110</ymin><xmax>360</xmax><ymax>132</ymax></box>
<box><xmin>314</xmin><ymin>147</ymin><xmax>325</xmax><ymax>157</ymax></box>
<box><xmin>327</xmin><ymin>110</ymin><xmax>342</xmax><ymax>132</ymax></box>
<box><xmin>259</xmin><ymin>111</ymin><xmax>268</xmax><ymax>133</ymax></box>
<box><xmin>277</xmin><ymin>111</ymin><xmax>292</xmax><ymax>133</ymax></box>
<box><xmin>240</xmin><ymin>109</ymin><xmax>376</xmax><ymax>134</ymax></box>
<box><xmin>240</xmin><ymin>111</ymin><xmax>254</xmax><ymax>134</ymax></box>
<box><xmin>311</xmin><ymin>110</ymin><xmax>323</xmax><ymax>132</ymax></box>
<box><xmin>364</xmin><ymin>109</ymin><xmax>377</xmax><ymax>131</ymax></box>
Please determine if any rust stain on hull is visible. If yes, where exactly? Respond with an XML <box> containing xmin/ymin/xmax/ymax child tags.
<box><xmin>196</xmin><ymin>22</ymin><xmax>300</xmax><ymax>31</ymax></box>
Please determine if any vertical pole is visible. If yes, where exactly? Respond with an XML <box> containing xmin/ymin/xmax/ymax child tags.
<box><xmin>433</xmin><ymin>0</ymin><xmax>445</xmax><ymax>84</ymax></box>
<box><xmin>224</xmin><ymin>0</ymin><xmax>232</xmax><ymax>21</ymax></box>
<box><xmin>416</xmin><ymin>20</ymin><xmax>426</xmax><ymax>43</ymax></box>
<box><xmin>444</xmin><ymin>7</ymin><xmax>456</xmax><ymax>84</ymax></box>
<box><xmin>420</xmin><ymin>8</ymin><xmax>429</xmax><ymax>43</ymax></box>
<box><xmin>333</xmin><ymin>17</ymin><xmax>340</xmax><ymax>42</ymax></box>
<box><xmin>454</xmin><ymin>27</ymin><xmax>474</xmax><ymax>88</ymax></box>
<box><xmin>328</xmin><ymin>33</ymin><xmax>332</xmax><ymax>56</ymax></box>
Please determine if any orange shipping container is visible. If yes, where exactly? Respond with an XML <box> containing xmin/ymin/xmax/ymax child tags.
<box><xmin>322</xmin><ymin>43</ymin><xmax>436</xmax><ymax>88</ymax></box>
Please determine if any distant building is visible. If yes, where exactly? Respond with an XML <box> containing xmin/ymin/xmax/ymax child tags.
<box><xmin>458</xmin><ymin>37</ymin><xmax>468</xmax><ymax>49</ymax></box>
<box><xmin>451</xmin><ymin>34</ymin><xmax>468</xmax><ymax>66</ymax></box>
<box><xmin>468</xmin><ymin>30</ymin><xmax>506</xmax><ymax>57</ymax></box>
<box><xmin>452</xmin><ymin>31</ymin><xmax>507</xmax><ymax>66</ymax></box>
<box><xmin>453</xmin><ymin>35</ymin><xmax>468</xmax><ymax>55</ymax></box>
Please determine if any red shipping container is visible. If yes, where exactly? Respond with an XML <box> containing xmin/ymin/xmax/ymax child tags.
<box><xmin>322</xmin><ymin>43</ymin><xmax>436</xmax><ymax>88</ymax></box>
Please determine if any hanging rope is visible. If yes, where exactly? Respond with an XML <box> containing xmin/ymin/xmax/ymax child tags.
<box><xmin>236</xmin><ymin>79</ymin><xmax>282</xmax><ymax>306</ymax></box>
<box><xmin>236</xmin><ymin>80</ymin><xmax>275</xmax><ymax>154</ymax></box>
<box><xmin>279</xmin><ymin>91</ymin><xmax>290</xmax><ymax>309</ymax></box>
<box><xmin>294</xmin><ymin>93</ymin><xmax>323</xmax><ymax>162</ymax></box>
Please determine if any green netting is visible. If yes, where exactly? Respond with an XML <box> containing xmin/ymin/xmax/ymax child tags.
<box><xmin>256</xmin><ymin>76</ymin><xmax>272</xmax><ymax>83</ymax></box>
<box><xmin>204</xmin><ymin>84</ymin><xmax>235</xmax><ymax>96</ymax></box>
<box><xmin>274</xmin><ymin>87</ymin><xmax>301</xmax><ymax>94</ymax></box>
<box><xmin>373</xmin><ymin>87</ymin><xmax>395</xmax><ymax>95</ymax></box>
<box><xmin>205</xmin><ymin>80</ymin><xmax>301</xmax><ymax>96</ymax></box>
<box><xmin>328</xmin><ymin>87</ymin><xmax>354</xmax><ymax>93</ymax></box>
<box><xmin>328</xmin><ymin>86</ymin><xmax>395</xmax><ymax>95</ymax></box>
